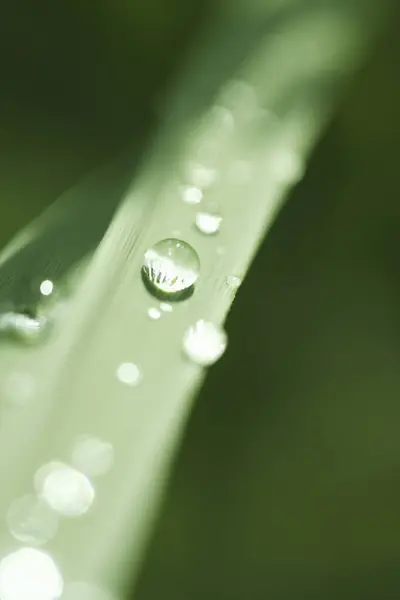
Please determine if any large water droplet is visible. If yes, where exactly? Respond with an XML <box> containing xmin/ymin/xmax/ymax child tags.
<box><xmin>0</xmin><ymin>547</ymin><xmax>63</xmax><ymax>600</ymax></box>
<box><xmin>195</xmin><ymin>211</ymin><xmax>222</xmax><ymax>235</ymax></box>
<box><xmin>183</xmin><ymin>320</ymin><xmax>227</xmax><ymax>366</ymax></box>
<box><xmin>0</xmin><ymin>311</ymin><xmax>49</xmax><ymax>344</ymax></box>
<box><xmin>142</xmin><ymin>239</ymin><xmax>200</xmax><ymax>298</ymax></box>
<box><xmin>6</xmin><ymin>495</ymin><xmax>59</xmax><ymax>546</ymax></box>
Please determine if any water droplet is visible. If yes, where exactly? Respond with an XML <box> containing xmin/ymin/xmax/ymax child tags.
<box><xmin>269</xmin><ymin>149</ymin><xmax>304</xmax><ymax>184</ymax></box>
<box><xmin>142</xmin><ymin>239</ymin><xmax>200</xmax><ymax>298</ymax></box>
<box><xmin>71</xmin><ymin>436</ymin><xmax>114</xmax><ymax>477</ymax></box>
<box><xmin>181</xmin><ymin>186</ymin><xmax>203</xmax><ymax>205</ymax></box>
<box><xmin>195</xmin><ymin>211</ymin><xmax>222</xmax><ymax>235</ymax></box>
<box><xmin>185</xmin><ymin>162</ymin><xmax>216</xmax><ymax>188</ymax></box>
<box><xmin>35</xmin><ymin>462</ymin><xmax>95</xmax><ymax>518</ymax></box>
<box><xmin>147</xmin><ymin>307</ymin><xmax>161</xmax><ymax>320</ymax></box>
<box><xmin>116</xmin><ymin>362</ymin><xmax>141</xmax><ymax>386</ymax></box>
<box><xmin>226</xmin><ymin>275</ymin><xmax>242</xmax><ymax>291</ymax></box>
<box><xmin>0</xmin><ymin>312</ymin><xmax>49</xmax><ymax>344</ymax></box>
<box><xmin>0</xmin><ymin>547</ymin><xmax>63</xmax><ymax>600</ymax></box>
<box><xmin>6</xmin><ymin>495</ymin><xmax>59</xmax><ymax>545</ymax></box>
<box><xmin>159</xmin><ymin>302</ymin><xmax>173</xmax><ymax>313</ymax></box>
<box><xmin>62</xmin><ymin>582</ymin><xmax>117</xmax><ymax>600</ymax></box>
<box><xmin>39</xmin><ymin>280</ymin><xmax>54</xmax><ymax>297</ymax></box>
<box><xmin>183</xmin><ymin>320</ymin><xmax>227</xmax><ymax>366</ymax></box>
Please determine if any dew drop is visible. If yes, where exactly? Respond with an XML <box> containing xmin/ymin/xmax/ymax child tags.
<box><xmin>39</xmin><ymin>280</ymin><xmax>54</xmax><ymax>297</ymax></box>
<box><xmin>71</xmin><ymin>436</ymin><xmax>114</xmax><ymax>477</ymax></box>
<box><xmin>159</xmin><ymin>302</ymin><xmax>173</xmax><ymax>313</ymax></box>
<box><xmin>185</xmin><ymin>162</ymin><xmax>216</xmax><ymax>189</ymax></box>
<box><xmin>181</xmin><ymin>186</ymin><xmax>203</xmax><ymax>205</ymax></box>
<box><xmin>195</xmin><ymin>211</ymin><xmax>222</xmax><ymax>235</ymax></box>
<box><xmin>142</xmin><ymin>239</ymin><xmax>200</xmax><ymax>298</ymax></box>
<box><xmin>0</xmin><ymin>312</ymin><xmax>49</xmax><ymax>344</ymax></box>
<box><xmin>0</xmin><ymin>547</ymin><xmax>63</xmax><ymax>600</ymax></box>
<box><xmin>147</xmin><ymin>307</ymin><xmax>161</xmax><ymax>320</ymax></box>
<box><xmin>183</xmin><ymin>320</ymin><xmax>227</xmax><ymax>366</ymax></box>
<box><xmin>35</xmin><ymin>462</ymin><xmax>95</xmax><ymax>518</ymax></box>
<box><xmin>116</xmin><ymin>362</ymin><xmax>141</xmax><ymax>386</ymax></box>
<box><xmin>6</xmin><ymin>494</ymin><xmax>59</xmax><ymax>546</ymax></box>
<box><xmin>226</xmin><ymin>275</ymin><xmax>242</xmax><ymax>291</ymax></box>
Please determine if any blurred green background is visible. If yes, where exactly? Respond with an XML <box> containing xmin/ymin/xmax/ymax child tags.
<box><xmin>1</xmin><ymin>1</ymin><xmax>400</xmax><ymax>598</ymax></box>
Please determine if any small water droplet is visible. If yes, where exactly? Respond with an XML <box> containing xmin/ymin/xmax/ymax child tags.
<box><xmin>269</xmin><ymin>149</ymin><xmax>304</xmax><ymax>184</ymax></box>
<box><xmin>6</xmin><ymin>494</ymin><xmax>59</xmax><ymax>546</ymax></box>
<box><xmin>39</xmin><ymin>280</ymin><xmax>54</xmax><ymax>297</ymax></box>
<box><xmin>181</xmin><ymin>186</ymin><xmax>203</xmax><ymax>205</ymax></box>
<box><xmin>71</xmin><ymin>436</ymin><xmax>114</xmax><ymax>477</ymax></box>
<box><xmin>185</xmin><ymin>162</ymin><xmax>216</xmax><ymax>189</ymax></box>
<box><xmin>159</xmin><ymin>302</ymin><xmax>173</xmax><ymax>313</ymax></box>
<box><xmin>226</xmin><ymin>275</ymin><xmax>242</xmax><ymax>291</ymax></box>
<box><xmin>147</xmin><ymin>307</ymin><xmax>161</xmax><ymax>320</ymax></box>
<box><xmin>195</xmin><ymin>211</ymin><xmax>222</xmax><ymax>235</ymax></box>
<box><xmin>116</xmin><ymin>362</ymin><xmax>141</xmax><ymax>386</ymax></box>
<box><xmin>0</xmin><ymin>548</ymin><xmax>63</xmax><ymax>600</ymax></box>
<box><xmin>35</xmin><ymin>462</ymin><xmax>95</xmax><ymax>518</ymax></box>
<box><xmin>142</xmin><ymin>239</ymin><xmax>200</xmax><ymax>298</ymax></box>
<box><xmin>183</xmin><ymin>320</ymin><xmax>227</xmax><ymax>366</ymax></box>
<box><xmin>0</xmin><ymin>312</ymin><xmax>49</xmax><ymax>344</ymax></box>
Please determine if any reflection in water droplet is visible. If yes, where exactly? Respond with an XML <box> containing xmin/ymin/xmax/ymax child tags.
<box><xmin>0</xmin><ymin>312</ymin><xmax>48</xmax><ymax>344</ymax></box>
<box><xmin>6</xmin><ymin>494</ymin><xmax>59</xmax><ymax>546</ymax></box>
<box><xmin>195</xmin><ymin>211</ymin><xmax>222</xmax><ymax>235</ymax></box>
<box><xmin>62</xmin><ymin>581</ymin><xmax>117</xmax><ymax>600</ymax></box>
<box><xmin>116</xmin><ymin>362</ymin><xmax>141</xmax><ymax>387</ymax></box>
<box><xmin>39</xmin><ymin>280</ymin><xmax>54</xmax><ymax>297</ymax></box>
<box><xmin>2</xmin><ymin>372</ymin><xmax>36</xmax><ymax>407</ymax></box>
<box><xmin>36</xmin><ymin>463</ymin><xmax>95</xmax><ymax>518</ymax></box>
<box><xmin>183</xmin><ymin>320</ymin><xmax>227</xmax><ymax>366</ymax></box>
<box><xmin>181</xmin><ymin>186</ymin><xmax>203</xmax><ymax>205</ymax></box>
<box><xmin>142</xmin><ymin>239</ymin><xmax>200</xmax><ymax>297</ymax></box>
<box><xmin>71</xmin><ymin>436</ymin><xmax>114</xmax><ymax>477</ymax></box>
<box><xmin>147</xmin><ymin>307</ymin><xmax>161</xmax><ymax>320</ymax></box>
<box><xmin>0</xmin><ymin>547</ymin><xmax>63</xmax><ymax>600</ymax></box>
<box><xmin>159</xmin><ymin>302</ymin><xmax>173</xmax><ymax>313</ymax></box>
<box><xmin>226</xmin><ymin>275</ymin><xmax>242</xmax><ymax>292</ymax></box>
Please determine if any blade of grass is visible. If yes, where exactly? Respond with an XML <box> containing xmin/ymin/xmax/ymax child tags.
<box><xmin>0</xmin><ymin>1</ymin><xmax>390</xmax><ymax>598</ymax></box>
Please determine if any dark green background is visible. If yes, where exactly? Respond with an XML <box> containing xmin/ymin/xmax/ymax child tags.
<box><xmin>1</xmin><ymin>2</ymin><xmax>400</xmax><ymax>598</ymax></box>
